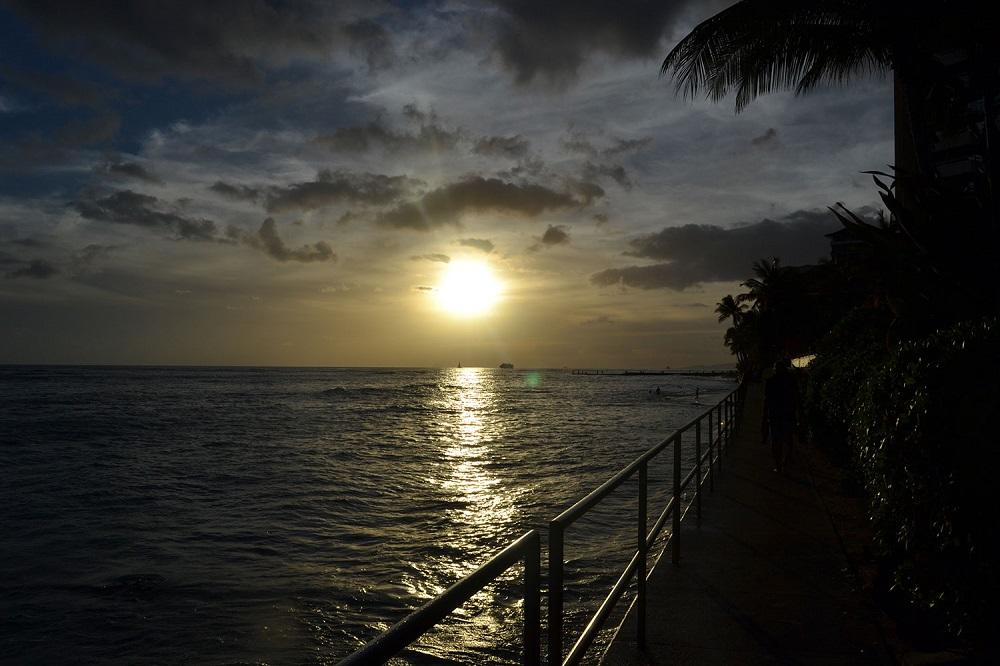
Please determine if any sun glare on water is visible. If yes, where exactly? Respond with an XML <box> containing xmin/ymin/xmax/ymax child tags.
<box><xmin>435</xmin><ymin>260</ymin><xmax>502</xmax><ymax>316</ymax></box>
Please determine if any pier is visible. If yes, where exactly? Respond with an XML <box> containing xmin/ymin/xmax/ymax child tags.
<box><xmin>602</xmin><ymin>383</ymin><xmax>891</xmax><ymax>665</ymax></box>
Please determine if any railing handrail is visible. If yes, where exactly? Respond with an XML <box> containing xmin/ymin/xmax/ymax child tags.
<box><xmin>549</xmin><ymin>383</ymin><xmax>744</xmax><ymax>666</ymax></box>
<box><xmin>337</xmin><ymin>529</ymin><xmax>541</xmax><ymax>666</ymax></box>
<box><xmin>337</xmin><ymin>382</ymin><xmax>746</xmax><ymax>666</ymax></box>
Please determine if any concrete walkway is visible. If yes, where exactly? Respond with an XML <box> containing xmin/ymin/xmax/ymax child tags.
<box><xmin>602</xmin><ymin>383</ymin><xmax>893</xmax><ymax>665</ymax></box>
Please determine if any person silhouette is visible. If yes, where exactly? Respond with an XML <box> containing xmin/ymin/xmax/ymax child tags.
<box><xmin>762</xmin><ymin>359</ymin><xmax>797</xmax><ymax>473</ymax></box>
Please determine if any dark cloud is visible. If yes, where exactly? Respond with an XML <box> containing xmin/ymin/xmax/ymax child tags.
<box><xmin>458</xmin><ymin>238</ymin><xmax>495</xmax><ymax>253</ymax></box>
<box><xmin>235</xmin><ymin>218</ymin><xmax>335</xmax><ymax>263</ymax></box>
<box><xmin>591</xmin><ymin>209</ymin><xmax>854</xmax><ymax>290</ymax></box>
<box><xmin>582</xmin><ymin>162</ymin><xmax>632</xmax><ymax>190</ymax></box>
<box><xmin>265</xmin><ymin>170</ymin><xmax>420</xmax><ymax>213</ymax></box>
<box><xmin>603</xmin><ymin>137</ymin><xmax>654</xmax><ymax>157</ymax></box>
<box><xmin>314</xmin><ymin>120</ymin><xmax>461</xmax><ymax>154</ymax></box>
<box><xmin>103</xmin><ymin>160</ymin><xmax>161</xmax><ymax>183</ymax></box>
<box><xmin>75</xmin><ymin>190</ymin><xmax>218</xmax><ymax>241</ymax></box>
<box><xmin>5</xmin><ymin>259</ymin><xmax>59</xmax><ymax>279</ymax></box>
<box><xmin>540</xmin><ymin>224</ymin><xmax>570</xmax><ymax>246</ymax></box>
<box><xmin>5</xmin><ymin>112</ymin><xmax>121</xmax><ymax>167</ymax></box>
<box><xmin>0</xmin><ymin>65</ymin><xmax>110</xmax><ymax>107</ymax></box>
<box><xmin>335</xmin><ymin>210</ymin><xmax>364</xmax><ymax>226</ymax></box>
<box><xmin>412</xmin><ymin>253</ymin><xmax>451</xmax><ymax>263</ymax></box>
<box><xmin>414</xmin><ymin>285</ymin><xmax>435</xmax><ymax>292</ymax></box>
<box><xmin>474</xmin><ymin>135</ymin><xmax>530</xmax><ymax>159</ymax></box>
<box><xmin>6</xmin><ymin>237</ymin><xmax>49</xmax><ymax>248</ymax></box>
<box><xmin>55</xmin><ymin>113</ymin><xmax>121</xmax><ymax>146</ymax></box>
<box><xmin>592</xmin><ymin>213</ymin><xmax>609</xmax><ymax>225</ymax></box>
<box><xmin>209</xmin><ymin>181</ymin><xmax>261</xmax><ymax>202</ymax></box>
<box><xmin>561</xmin><ymin>131</ymin><xmax>597</xmax><ymax>156</ymax></box>
<box><xmin>492</xmin><ymin>0</ymin><xmax>696</xmax><ymax>85</ymax></box>
<box><xmin>566</xmin><ymin>179</ymin><xmax>605</xmax><ymax>205</ymax></box>
<box><xmin>4</xmin><ymin>0</ymin><xmax>357</xmax><ymax>86</ymax></box>
<box><xmin>73</xmin><ymin>243</ymin><xmax>118</xmax><ymax>267</ymax></box>
<box><xmin>581</xmin><ymin>314</ymin><xmax>614</xmax><ymax>325</ymax></box>
<box><xmin>343</xmin><ymin>19</ymin><xmax>395</xmax><ymax>71</ymax></box>
<box><xmin>562</xmin><ymin>130</ymin><xmax>653</xmax><ymax>159</ymax></box>
<box><xmin>751</xmin><ymin>128</ymin><xmax>779</xmax><ymax>148</ymax></box>
<box><xmin>375</xmin><ymin>177</ymin><xmax>593</xmax><ymax>230</ymax></box>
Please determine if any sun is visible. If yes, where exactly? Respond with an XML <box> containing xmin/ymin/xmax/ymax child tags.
<box><xmin>435</xmin><ymin>260</ymin><xmax>502</xmax><ymax>316</ymax></box>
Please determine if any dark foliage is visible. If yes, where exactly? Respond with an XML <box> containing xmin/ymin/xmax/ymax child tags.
<box><xmin>849</xmin><ymin>318</ymin><xmax>1000</xmax><ymax>644</ymax></box>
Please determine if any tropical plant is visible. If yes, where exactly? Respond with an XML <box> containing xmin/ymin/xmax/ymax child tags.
<box><xmin>660</xmin><ymin>1</ymin><xmax>893</xmax><ymax>113</ymax></box>
<box><xmin>660</xmin><ymin>0</ymin><xmax>998</xmax><ymax>214</ymax></box>
<box><xmin>715</xmin><ymin>294</ymin><xmax>745</xmax><ymax>326</ymax></box>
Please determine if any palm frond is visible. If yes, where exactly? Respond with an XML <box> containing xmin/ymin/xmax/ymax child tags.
<box><xmin>661</xmin><ymin>0</ymin><xmax>892</xmax><ymax>112</ymax></box>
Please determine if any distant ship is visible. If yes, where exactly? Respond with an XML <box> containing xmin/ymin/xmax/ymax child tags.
<box><xmin>499</xmin><ymin>362</ymin><xmax>514</xmax><ymax>369</ymax></box>
<box><xmin>458</xmin><ymin>362</ymin><xmax>462</xmax><ymax>368</ymax></box>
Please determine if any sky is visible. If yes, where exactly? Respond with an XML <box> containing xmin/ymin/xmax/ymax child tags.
<box><xmin>0</xmin><ymin>0</ymin><xmax>893</xmax><ymax>368</ymax></box>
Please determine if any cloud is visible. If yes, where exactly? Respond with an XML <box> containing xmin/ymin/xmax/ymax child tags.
<box><xmin>3</xmin><ymin>0</ymin><xmax>363</xmax><ymax>86</ymax></box>
<box><xmin>603</xmin><ymin>137</ymin><xmax>654</xmax><ymax>157</ymax></box>
<box><xmin>592</xmin><ymin>213</ymin><xmax>609</xmax><ymax>225</ymax></box>
<box><xmin>411</xmin><ymin>253</ymin><xmax>451</xmax><ymax>263</ymax></box>
<box><xmin>314</xmin><ymin>120</ymin><xmax>461</xmax><ymax>154</ymax></box>
<box><xmin>582</xmin><ymin>162</ymin><xmax>632</xmax><ymax>190</ymax></box>
<box><xmin>473</xmin><ymin>135</ymin><xmax>530</xmax><ymax>159</ymax></box>
<box><xmin>73</xmin><ymin>243</ymin><xmax>118</xmax><ymax>266</ymax></box>
<box><xmin>375</xmin><ymin>176</ymin><xmax>594</xmax><ymax>230</ymax></box>
<box><xmin>751</xmin><ymin>128</ymin><xmax>779</xmax><ymax>148</ymax></box>
<box><xmin>265</xmin><ymin>170</ymin><xmax>419</xmax><ymax>213</ymax></box>
<box><xmin>561</xmin><ymin>130</ymin><xmax>653</xmax><ymax>160</ymax></box>
<box><xmin>75</xmin><ymin>190</ymin><xmax>219</xmax><ymax>241</ymax></box>
<box><xmin>0</xmin><ymin>65</ymin><xmax>110</xmax><ymax>107</ymax></box>
<box><xmin>209</xmin><ymin>181</ymin><xmax>261</xmax><ymax>202</ymax></box>
<box><xmin>491</xmin><ymin>0</ymin><xmax>697</xmax><ymax>85</ymax></box>
<box><xmin>5</xmin><ymin>259</ymin><xmax>59</xmax><ymax>279</ymax></box>
<box><xmin>458</xmin><ymin>238</ymin><xmax>495</xmax><ymax>253</ymax></box>
<box><xmin>591</xmin><ymin>209</ymin><xmax>854</xmax><ymax>290</ymax></box>
<box><xmin>103</xmin><ymin>160</ymin><xmax>161</xmax><ymax>183</ymax></box>
<box><xmin>234</xmin><ymin>218</ymin><xmax>335</xmax><ymax>263</ymax></box>
<box><xmin>566</xmin><ymin>179</ymin><xmax>605</xmax><ymax>205</ymax></box>
<box><xmin>540</xmin><ymin>224</ymin><xmax>570</xmax><ymax>246</ymax></box>
<box><xmin>343</xmin><ymin>19</ymin><xmax>395</xmax><ymax>71</ymax></box>
<box><xmin>5</xmin><ymin>112</ymin><xmax>121</xmax><ymax>167</ymax></box>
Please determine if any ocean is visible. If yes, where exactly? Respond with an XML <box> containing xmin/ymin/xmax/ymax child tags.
<box><xmin>0</xmin><ymin>366</ymin><xmax>735</xmax><ymax>664</ymax></box>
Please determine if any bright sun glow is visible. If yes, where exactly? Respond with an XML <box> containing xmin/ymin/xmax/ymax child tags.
<box><xmin>436</xmin><ymin>260</ymin><xmax>502</xmax><ymax>316</ymax></box>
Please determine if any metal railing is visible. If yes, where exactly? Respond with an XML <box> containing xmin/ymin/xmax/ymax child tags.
<box><xmin>338</xmin><ymin>529</ymin><xmax>541</xmax><ymax>665</ymax></box>
<box><xmin>550</xmin><ymin>383</ymin><xmax>744</xmax><ymax>666</ymax></box>
<box><xmin>338</xmin><ymin>383</ymin><xmax>745</xmax><ymax>666</ymax></box>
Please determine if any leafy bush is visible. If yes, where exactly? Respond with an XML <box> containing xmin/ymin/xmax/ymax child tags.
<box><xmin>804</xmin><ymin>308</ymin><xmax>891</xmax><ymax>459</ymax></box>
<box><xmin>850</xmin><ymin>317</ymin><xmax>1000</xmax><ymax>642</ymax></box>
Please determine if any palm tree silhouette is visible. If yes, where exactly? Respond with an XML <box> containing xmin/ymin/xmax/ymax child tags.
<box><xmin>715</xmin><ymin>294</ymin><xmax>746</xmax><ymax>326</ymax></box>
<box><xmin>660</xmin><ymin>1</ymin><xmax>997</xmax><ymax>215</ymax></box>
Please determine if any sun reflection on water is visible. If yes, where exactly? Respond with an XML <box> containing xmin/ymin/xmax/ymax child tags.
<box><xmin>438</xmin><ymin>367</ymin><xmax>518</xmax><ymax>535</ymax></box>
<box><xmin>409</xmin><ymin>367</ymin><xmax>527</xmax><ymax>661</ymax></box>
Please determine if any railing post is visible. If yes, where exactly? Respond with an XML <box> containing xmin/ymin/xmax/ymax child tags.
<box><xmin>707</xmin><ymin>410</ymin><xmax>715</xmax><ymax>492</ymax></box>
<box><xmin>727</xmin><ymin>395</ymin><xmax>733</xmax><ymax>440</ymax></box>
<box><xmin>731</xmin><ymin>394</ymin><xmax>736</xmax><ymax>436</ymax></box>
<box><xmin>716</xmin><ymin>404</ymin><xmax>723</xmax><ymax>474</ymax></box>
<box><xmin>525</xmin><ymin>531</ymin><xmax>540</xmax><ymax>666</ymax></box>
<box><xmin>671</xmin><ymin>433</ymin><xmax>681</xmax><ymax>565</ymax></box>
<box><xmin>637</xmin><ymin>460</ymin><xmax>647</xmax><ymax>648</ymax></box>
<box><xmin>547</xmin><ymin>521</ymin><xmax>564</xmax><ymax>666</ymax></box>
<box><xmin>695</xmin><ymin>419</ymin><xmax>702</xmax><ymax>523</ymax></box>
